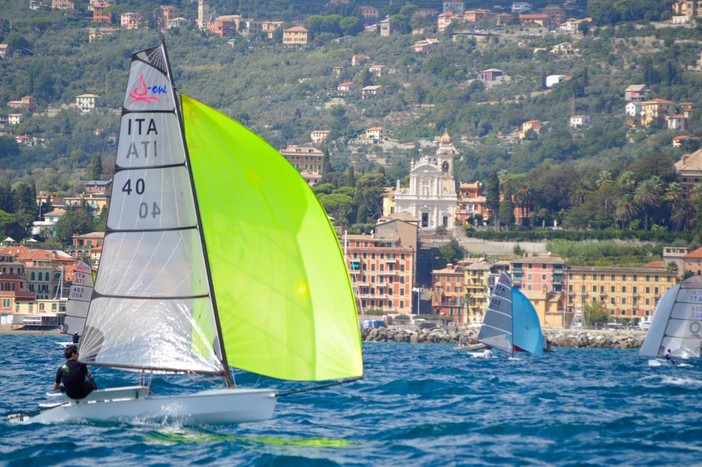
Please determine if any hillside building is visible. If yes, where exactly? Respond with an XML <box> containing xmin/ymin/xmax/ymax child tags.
<box><xmin>390</xmin><ymin>132</ymin><xmax>458</xmax><ymax>231</ymax></box>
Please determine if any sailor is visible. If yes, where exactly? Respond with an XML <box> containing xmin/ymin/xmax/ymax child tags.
<box><xmin>664</xmin><ymin>348</ymin><xmax>676</xmax><ymax>365</ymax></box>
<box><xmin>53</xmin><ymin>345</ymin><xmax>96</xmax><ymax>399</ymax></box>
<box><xmin>482</xmin><ymin>347</ymin><xmax>493</xmax><ymax>359</ymax></box>
<box><xmin>71</xmin><ymin>332</ymin><xmax>79</xmax><ymax>344</ymax></box>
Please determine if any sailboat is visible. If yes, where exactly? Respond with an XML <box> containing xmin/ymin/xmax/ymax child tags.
<box><xmin>474</xmin><ymin>272</ymin><xmax>544</xmax><ymax>358</ymax></box>
<box><xmin>639</xmin><ymin>274</ymin><xmax>702</xmax><ymax>366</ymax></box>
<box><xmin>56</xmin><ymin>259</ymin><xmax>94</xmax><ymax>347</ymax></box>
<box><xmin>13</xmin><ymin>42</ymin><xmax>363</xmax><ymax>425</ymax></box>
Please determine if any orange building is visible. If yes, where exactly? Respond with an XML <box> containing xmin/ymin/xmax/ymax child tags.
<box><xmin>345</xmin><ymin>233</ymin><xmax>415</xmax><ymax>315</ymax></box>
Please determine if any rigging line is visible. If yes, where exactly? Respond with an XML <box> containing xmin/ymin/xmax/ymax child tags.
<box><xmin>275</xmin><ymin>377</ymin><xmax>363</xmax><ymax>398</ymax></box>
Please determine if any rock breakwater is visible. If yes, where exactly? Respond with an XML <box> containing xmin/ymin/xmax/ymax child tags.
<box><xmin>362</xmin><ymin>326</ymin><xmax>646</xmax><ymax>349</ymax></box>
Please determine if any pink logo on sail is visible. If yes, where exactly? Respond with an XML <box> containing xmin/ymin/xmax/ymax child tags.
<box><xmin>128</xmin><ymin>72</ymin><xmax>162</xmax><ymax>104</ymax></box>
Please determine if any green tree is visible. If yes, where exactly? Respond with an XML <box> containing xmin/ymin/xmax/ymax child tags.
<box><xmin>0</xmin><ymin>210</ymin><xmax>16</xmax><ymax>235</ymax></box>
<box><xmin>498</xmin><ymin>185</ymin><xmax>515</xmax><ymax>230</ymax></box>
<box><xmin>318</xmin><ymin>193</ymin><xmax>354</xmax><ymax>225</ymax></box>
<box><xmin>485</xmin><ymin>171</ymin><xmax>500</xmax><ymax>228</ymax></box>
<box><xmin>90</xmin><ymin>154</ymin><xmax>103</xmax><ymax>180</ymax></box>
<box><xmin>437</xmin><ymin>238</ymin><xmax>466</xmax><ymax>266</ymax></box>
<box><xmin>55</xmin><ymin>208</ymin><xmax>95</xmax><ymax>244</ymax></box>
<box><xmin>584</xmin><ymin>302</ymin><xmax>609</xmax><ymax>327</ymax></box>
<box><xmin>0</xmin><ymin>136</ymin><xmax>20</xmax><ymax>159</ymax></box>
<box><xmin>354</xmin><ymin>173</ymin><xmax>385</xmax><ymax>224</ymax></box>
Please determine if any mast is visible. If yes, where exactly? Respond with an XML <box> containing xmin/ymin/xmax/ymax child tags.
<box><xmin>510</xmin><ymin>274</ymin><xmax>515</xmax><ymax>356</ymax></box>
<box><xmin>161</xmin><ymin>40</ymin><xmax>233</xmax><ymax>388</ymax></box>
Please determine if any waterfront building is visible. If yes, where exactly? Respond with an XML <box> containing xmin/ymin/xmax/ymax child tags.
<box><xmin>344</xmin><ymin>232</ymin><xmax>415</xmax><ymax>315</ymax></box>
<box><xmin>566</xmin><ymin>265</ymin><xmax>676</xmax><ymax>322</ymax></box>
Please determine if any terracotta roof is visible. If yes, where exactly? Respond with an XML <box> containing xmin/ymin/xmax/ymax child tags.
<box><xmin>674</xmin><ymin>148</ymin><xmax>702</xmax><ymax>170</ymax></box>
<box><xmin>685</xmin><ymin>246</ymin><xmax>702</xmax><ymax>259</ymax></box>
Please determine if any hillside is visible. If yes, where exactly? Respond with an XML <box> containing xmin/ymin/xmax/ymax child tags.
<box><xmin>1</xmin><ymin>0</ymin><xmax>702</xmax><ymax>238</ymax></box>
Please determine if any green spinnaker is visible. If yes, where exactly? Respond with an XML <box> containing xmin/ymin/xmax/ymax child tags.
<box><xmin>181</xmin><ymin>94</ymin><xmax>363</xmax><ymax>381</ymax></box>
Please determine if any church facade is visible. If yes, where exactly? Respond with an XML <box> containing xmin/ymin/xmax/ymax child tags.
<box><xmin>390</xmin><ymin>132</ymin><xmax>458</xmax><ymax>230</ymax></box>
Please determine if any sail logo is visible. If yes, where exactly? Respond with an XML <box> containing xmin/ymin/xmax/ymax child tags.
<box><xmin>128</xmin><ymin>72</ymin><xmax>167</xmax><ymax>104</ymax></box>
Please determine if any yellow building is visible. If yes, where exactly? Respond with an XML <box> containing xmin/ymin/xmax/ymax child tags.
<box><xmin>567</xmin><ymin>265</ymin><xmax>676</xmax><ymax>322</ymax></box>
<box><xmin>283</xmin><ymin>26</ymin><xmax>308</xmax><ymax>45</ymax></box>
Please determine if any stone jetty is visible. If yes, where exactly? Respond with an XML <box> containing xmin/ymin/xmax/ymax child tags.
<box><xmin>361</xmin><ymin>326</ymin><xmax>646</xmax><ymax>349</ymax></box>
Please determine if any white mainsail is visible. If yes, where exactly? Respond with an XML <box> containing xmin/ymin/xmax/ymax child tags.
<box><xmin>639</xmin><ymin>274</ymin><xmax>702</xmax><ymax>360</ymax></box>
<box><xmin>79</xmin><ymin>46</ymin><xmax>224</xmax><ymax>374</ymax></box>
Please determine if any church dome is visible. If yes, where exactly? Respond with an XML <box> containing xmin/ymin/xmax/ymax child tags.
<box><xmin>440</xmin><ymin>131</ymin><xmax>451</xmax><ymax>144</ymax></box>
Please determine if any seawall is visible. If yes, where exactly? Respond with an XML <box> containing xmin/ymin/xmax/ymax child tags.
<box><xmin>362</xmin><ymin>326</ymin><xmax>646</xmax><ymax>349</ymax></box>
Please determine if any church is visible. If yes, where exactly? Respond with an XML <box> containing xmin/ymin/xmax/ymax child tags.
<box><xmin>386</xmin><ymin>132</ymin><xmax>458</xmax><ymax>230</ymax></box>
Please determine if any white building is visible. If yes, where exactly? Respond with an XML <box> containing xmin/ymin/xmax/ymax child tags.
<box><xmin>512</xmin><ymin>2</ymin><xmax>532</xmax><ymax>13</ymax></box>
<box><xmin>75</xmin><ymin>94</ymin><xmax>99</xmax><ymax>112</ymax></box>
<box><xmin>392</xmin><ymin>132</ymin><xmax>458</xmax><ymax>231</ymax></box>
<box><xmin>625</xmin><ymin>101</ymin><xmax>642</xmax><ymax>118</ymax></box>
<box><xmin>545</xmin><ymin>74</ymin><xmax>567</xmax><ymax>88</ymax></box>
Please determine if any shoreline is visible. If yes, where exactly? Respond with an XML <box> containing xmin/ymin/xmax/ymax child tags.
<box><xmin>1</xmin><ymin>325</ymin><xmax>647</xmax><ymax>349</ymax></box>
<box><xmin>362</xmin><ymin>326</ymin><xmax>647</xmax><ymax>349</ymax></box>
<box><xmin>0</xmin><ymin>325</ymin><xmax>62</xmax><ymax>336</ymax></box>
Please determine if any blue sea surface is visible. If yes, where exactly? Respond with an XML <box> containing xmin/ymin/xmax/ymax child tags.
<box><xmin>1</xmin><ymin>334</ymin><xmax>701</xmax><ymax>466</ymax></box>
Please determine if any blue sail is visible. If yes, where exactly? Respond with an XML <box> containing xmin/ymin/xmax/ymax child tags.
<box><xmin>512</xmin><ymin>288</ymin><xmax>544</xmax><ymax>356</ymax></box>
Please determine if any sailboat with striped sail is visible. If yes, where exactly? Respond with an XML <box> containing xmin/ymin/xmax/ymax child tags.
<box><xmin>475</xmin><ymin>272</ymin><xmax>544</xmax><ymax>358</ymax></box>
<box><xmin>639</xmin><ymin>274</ymin><xmax>702</xmax><ymax>366</ymax></box>
<box><xmin>56</xmin><ymin>259</ymin><xmax>94</xmax><ymax>347</ymax></box>
<box><xmin>15</xmin><ymin>42</ymin><xmax>363</xmax><ymax>425</ymax></box>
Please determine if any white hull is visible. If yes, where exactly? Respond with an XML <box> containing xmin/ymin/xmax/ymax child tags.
<box><xmin>454</xmin><ymin>343</ymin><xmax>486</xmax><ymax>352</ymax></box>
<box><xmin>14</xmin><ymin>386</ymin><xmax>277</xmax><ymax>425</ymax></box>
<box><xmin>647</xmin><ymin>358</ymin><xmax>692</xmax><ymax>368</ymax></box>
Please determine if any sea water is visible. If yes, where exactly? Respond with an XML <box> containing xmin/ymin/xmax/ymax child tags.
<box><xmin>1</xmin><ymin>334</ymin><xmax>701</xmax><ymax>466</ymax></box>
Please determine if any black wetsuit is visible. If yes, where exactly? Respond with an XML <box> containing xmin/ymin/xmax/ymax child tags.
<box><xmin>55</xmin><ymin>360</ymin><xmax>95</xmax><ymax>399</ymax></box>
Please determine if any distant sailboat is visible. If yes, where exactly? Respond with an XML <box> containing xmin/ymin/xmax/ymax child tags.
<box><xmin>59</xmin><ymin>259</ymin><xmax>94</xmax><ymax>344</ymax></box>
<box><xmin>475</xmin><ymin>272</ymin><xmax>544</xmax><ymax>358</ymax></box>
<box><xmin>639</xmin><ymin>274</ymin><xmax>702</xmax><ymax>366</ymax></box>
<box><xmin>12</xmin><ymin>42</ymin><xmax>363</xmax><ymax>425</ymax></box>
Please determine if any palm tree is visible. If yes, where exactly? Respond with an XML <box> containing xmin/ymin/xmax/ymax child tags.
<box><xmin>617</xmin><ymin>171</ymin><xmax>636</xmax><ymax>194</ymax></box>
<box><xmin>633</xmin><ymin>177</ymin><xmax>663</xmax><ymax>230</ymax></box>
<box><xmin>514</xmin><ymin>183</ymin><xmax>535</xmax><ymax>227</ymax></box>
<box><xmin>596</xmin><ymin>170</ymin><xmax>614</xmax><ymax>190</ymax></box>
<box><xmin>665</xmin><ymin>182</ymin><xmax>683</xmax><ymax>231</ymax></box>
<box><xmin>569</xmin><ymin>181</ymin><xmax>590</xmax><ymax>208</ymax></box>
<box><xmin>614</xmin><ymin>195</ymin><xmax>639</xmax><ymax>230</ymax></box>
